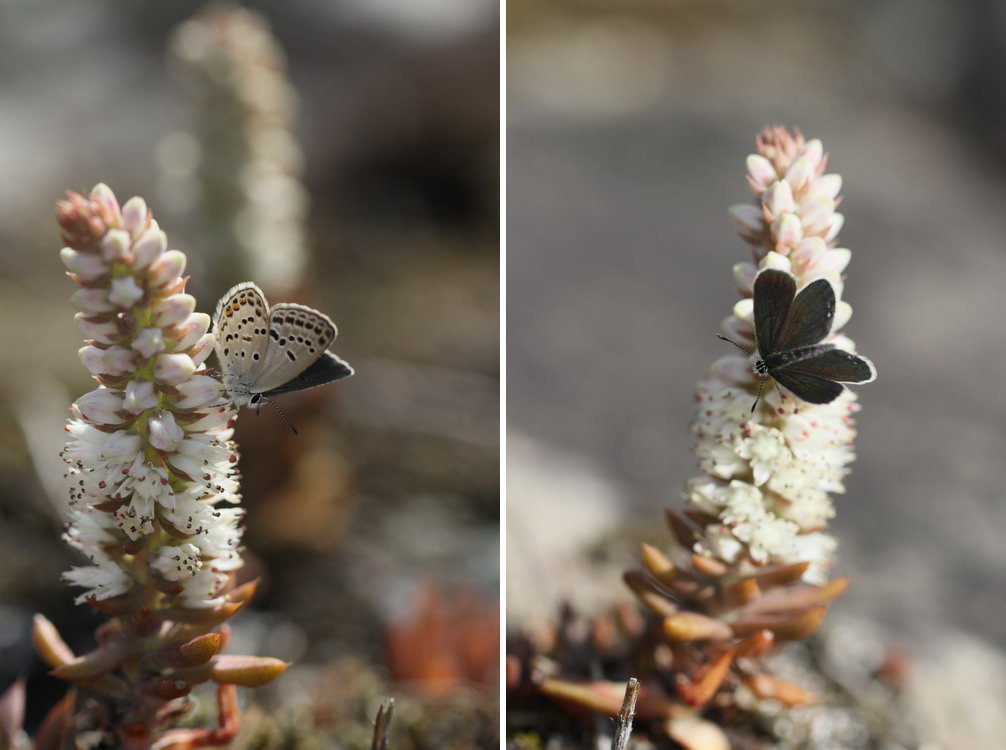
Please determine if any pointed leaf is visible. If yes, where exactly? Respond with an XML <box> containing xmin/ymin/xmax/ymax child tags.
<box><xmin>0</xmin><ymin>678</ymin><xmax>25</xmax><ymax>749</ymax></box>
<box><xmin>32</xmin><ymin>690</ymin><xmax>76</xmax><ymax>750</ymax></box>
<box><xmin>210</xmin><ymin>655</ymin><xmax>288</xmax><ymax>687</ymax></box>
<box><xmin>32</xmin><ymin>615</ymin><xmax>75</xmax><ymax>668</ymax></box>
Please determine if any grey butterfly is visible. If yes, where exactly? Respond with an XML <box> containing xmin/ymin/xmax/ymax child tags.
<box><xmin>213</xmin><ymin>282</ymin><xmax>353</xmax><ymax>409</ymax></box>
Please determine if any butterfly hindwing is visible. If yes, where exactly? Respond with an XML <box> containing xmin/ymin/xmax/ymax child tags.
<box><xmin>777</xmin><ymin>347</ymin><xmax>876</xmax><ymax>384</ymax></box>
<box><xmin>250</xmin><ymin>303</ymin><xmax>339</xmax><ymax>394</ymax></box>
<box><xmin>753</xmin><ymin>269</ymin><xmax>797</xmax><ymax>356</ymax></box>
<box><xmin>262</xmin><ymin>352</ymin><xmax>354</xmax><ymax>397</ymax></box>
<box><xmin>771</xmin><ymin>368</ymin><xmax>845</xmax><ymax>404</ymax></box>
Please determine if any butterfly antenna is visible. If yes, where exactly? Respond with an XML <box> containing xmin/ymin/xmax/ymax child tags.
<box><xmin>716</xmin><ymin>333</ymin><xmax>753</xmax><ymax>355</ymax></box>
<box><xmin>261</xmin><ymin>396</ymin><xmax>299</xmax><ymax>436</ymax></box>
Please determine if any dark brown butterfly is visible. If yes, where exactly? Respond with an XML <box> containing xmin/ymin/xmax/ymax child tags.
<box><xmin>718</xmin><ymin>268</ymin><xmax>876</xmax><ymax>410</ymax></box>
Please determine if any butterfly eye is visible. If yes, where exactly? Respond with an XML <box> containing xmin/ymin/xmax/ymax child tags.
<box><xmin>249</xmin><ymin>393</ymin><xmax>262</xmax><ymax>407</ymax></box>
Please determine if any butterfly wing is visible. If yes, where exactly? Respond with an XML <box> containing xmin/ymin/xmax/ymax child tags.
<box><xmin>774</xmin><ymin>278</ymin><xmax>835</xmax><ymax>351</ymax></box>
<box><xmin>249</xmin><ymin>303</ymin><xmax>338</xmax><ymax>394</ymax></box>
<box><xmin>262</xmin><ymin>352</ymin><xmax>354</xmax><ymax>397</ymax></box>
<box><xmin>213</xmin><ymin>282</ymin><xmax>271</xmax><ymax>380</ymax></box>
<box><xmin>771</xmin><ymin>368</ymin><xmax>845</xmax><ymax>404</ymax></box>
<box><xmin>778</xmin><ymin>347</ymin><xmax>876</xmax><ymax>384</ymax></box>
<box><xmin>753</xmin><ymin>269</ymin><xmax>797</xmax><ymax>356</ymax></box>
<box><xmin>771</xmin><ymin>346</ymin><xmax>876</xmax><ymax>404</ymax></box>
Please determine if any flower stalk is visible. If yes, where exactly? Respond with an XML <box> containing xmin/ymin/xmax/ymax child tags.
<box><xmin>509</xmin><ymin>128</ymin><xmax>875</xmax><ymax>747</ymax></box>
<box><xmin>37</xmin><ymin>184</ymin><xmax>286</xmax><ymax>749</ymax></box>
<box><xmin>622</xmin><ymin>126</ymin><xmax>868</xmax><ymax>720</ymax></box>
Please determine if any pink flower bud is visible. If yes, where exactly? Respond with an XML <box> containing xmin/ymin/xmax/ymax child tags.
<box><xmin>188</xmin><ymin>333</ymin><xmax>215</xmax><ymax>366</ymax></box>
<box><xmin>173</xmin><ymin>376</ymin><xmax>224</xmax><ymax>409</ymax></box>
<box><xmin>824</xmin><ymin>212</ymin><xmax>844</xmax><ymax>242</ymax></box>
<box><xmin>77</xmin><ymin>389</ymin><xmax>125</xmax><ymax>425</ymax></box>
<box><xmin>784</xmin><ymin>157</ymin><xmax>813</xmax><ymax>192</ymax></box>
<box><xmin>801</xmin><ymin>138</ymin><xmax>824</xmax><ymax>168</ymax></box>
<box><xmin>154</xmin><ymin>353</ymin><xmax>197</xmax><ymax>385</ymax></box>
<box><xmin>732</xmin><ymin>262</ymin><xmax>757</xmax><ymax>295</ymax></box>
<box><xmin>124</xmin><ymin>380</ymin><xmax>159</xmax><ymax>414</ymax></box>
<box><xmin>149</xmin><ymin>411</ymin><xmax>185</xmax><ymax>451</ymax></box>
<box><xmin>148</xmin><ymin>250</ymin><xmax>186</xmax><ymax>288</ymax></box>
<box><xmin>798</xmin><ymin>197</ymin><xmax>835</xmax><ymax>235</ymax></box>
<box><xmin>805</xmin><ymin>173</ymin><xmax>841</xmax><ymax>203</ymax></box>
<box><xmin>155</xmin><ymin>294</ymin><xmax>196</xmax><ymax>328</ymax></box>
<box><xmin>78</xmin><ymin>345</ymin><xmax>136</xmax><ymax>377</ymax></box>
<box><xmin>89</xmin><ymin>183</ymin><xmax>122</xmax><ymax>225</ymax></box>
<box><xmin>773</xmin><ymin>214</ymin><xmax>803</xmax><ymax>250</ymax></box>
<box><xmin>99</xmin><ymin>430</ymin><xmax>142</xmax><ymax>461</ymax></box>
<box><xmin>71</xmin><ymin>288</ymin><xmax>114</xmax><ymax>314</ymax></box>
<box><xmin>728</xmin><ymin>204</ymin><xmax>763</xmax><ymax>243</ymax></box>
<box><xmin>60</xmin><ymin>248</ymin><xmax>107</xmax><ymax>282</ymax></box>
<box><xmin>172</xmin><ymin>314</ymin><xmax>211</xmax><ymax>351</ymax></box>
<box><xmin>100</xmin><ymin>230</ymin><xmax>132</xmax><ymax>262</ymax></box>
<box><xmin>121</xmin><ymin>196</ymin><xmax>149</xmax><ymax>240</ymax></box>
<box><xmin>746</xmin><ymin>154</ymin><xmax>777</xmax><ymax>190</ymax></box>
<box><xmin>764</xmin><ymin>181</ymin><xmax>795</xmax><ymax>219</ymax></box>
<box><xmin>185</xmin><ymin>409</ymin><xmax>232</xmax><ymax>432</ymax></box>
<box><xmin>74</xmin><ymin>314</ymin><xmax>120</xmax><ymax>345</ymax></box>
<box><xmin>133</xmin><ymin>224</ymin><xmax>167</xmax><ymax>271</ymax></box>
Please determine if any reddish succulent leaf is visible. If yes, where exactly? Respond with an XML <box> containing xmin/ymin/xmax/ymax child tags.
<box><xmin>623</xmin><ymin>571</ymin><xmax>678</xmax><ymax>618</ymax></box>
<box><xmin>210</xmin><ymin>655</ymin><xmax>288</xmax><ymax>687</ymax></box>
<box><xmin>640</xmin><ymin>543</ymin><xmax>676</xmax><ymax>581</ymax></box>
<box><xmin>732</xmin><ymin>606</ymin><xmax>826</xmax><ymax>641</ymax></box>
<box><xmin>741</xmin><ymin>578</ymin><xmax>848</xmax><ymax>616</ymax></box>
<box><xmin>690</xmin><ymin>555</ymin><xmax>727</xmax><ymax>577</ymax></box>
<box><xmin>32</xmin><ymin>690</ymin><xmax>76</xmax><ymax>750</ymax></box>
<box><xmin>51</xmin><ymin>642</ymin><xmax>134</xmax><ymax>681</ymax></box>
<box><xmin>676</xmin><ymin>650</ymin><xmax>733</xmax><ymax>708</ymax></box>
<box><xmin>154</xmin><ymin>684</ymin><xmax>239</xmax><ymax>749</ymax></box>
<box><xmin>740</xmin><ymin>673</ymin><xmax>813</xmax><ymax>706</ymax></box>
<box><xmin>0</xmin><ymin>678</ymin><xmax>25</xmax><ymax>750</ymax></box>
<box><xmin>539</xmin><ymin>677</ymin><xmax>680</xmax><ymax>720</ymax></box>
<box><xmin>662</xmin><ymin>612</ymin><xmax>732</xmax><ymax>642</ymax></box>
<box><xmin>175</xmin><ymin>633</ymin><xmax>223</xmax><ymax>667</ymax></box>
<box><xmin>32</xmin><ymin>615</ymin><xmax>75</xmax><ymax>668</ymax></box>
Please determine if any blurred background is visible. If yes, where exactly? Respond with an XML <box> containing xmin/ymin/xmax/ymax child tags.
<box><xmin>508</xmin><ymin>0</ymin><xmax>1006</xmax><ymax>745</ymax></box>
<box><xmin>0</xmin><ymin>1</ymin><xmax>498</xmax><ymax>746</ymax></box>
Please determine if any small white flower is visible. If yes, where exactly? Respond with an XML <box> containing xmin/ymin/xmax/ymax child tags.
<box><xmin>148</xmin><ymin>411</ymin><xmax>184</xmax><ymax>452</ymax></box>
<box><xmin>150</xmin><ymin>543</ymin><xmax>202</xmax><ymax>582</ymax></box>
<box><xmin>123</xmin><ymin>380</ymin><xmax>159</xmax><ymax>414</ymax></box>
<box><xmin>64</xmin><ymin>560</ymin><xmax>133</xmax><ymax>604</ymax></box>
<box><xmin>736</xmin><ymin>425</ymin><xmax>788</xmax><ymax>486</ymax></box>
